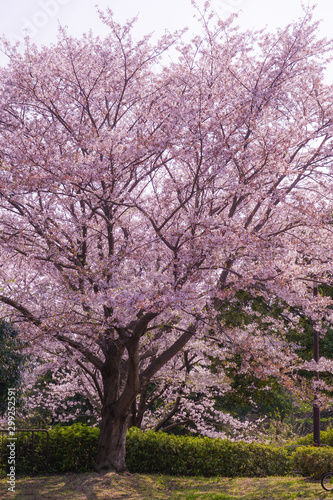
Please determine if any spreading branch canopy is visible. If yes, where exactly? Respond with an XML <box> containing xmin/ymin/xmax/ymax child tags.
<box><xmin>0</xmin><ymin>4</ymin><xmax>333</xmax><ymax>444</ymax></box>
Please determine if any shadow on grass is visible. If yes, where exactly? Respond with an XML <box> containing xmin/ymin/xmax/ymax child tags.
<box><xmin>0</xmin><ymin>473</ymin><xmax>330</xmax><ymax>500</ymax></box>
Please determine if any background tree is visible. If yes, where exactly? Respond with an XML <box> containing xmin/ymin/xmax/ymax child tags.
<box><xmin>20</xmin><ymin>362</ymin><xmax>98</xmax><ymax>428</ymax></box>
<box><xmin>0</xmin><ymin>4</ymin><xmax>333</xmax><ymax>472</ymax></box>
<box><xmin>0</xmin><ymin>320</ymin><xmax>24</xmax><ymax>416</ymax></box>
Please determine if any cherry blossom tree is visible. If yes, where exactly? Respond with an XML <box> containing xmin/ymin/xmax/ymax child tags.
<box><xmin>1</xmin><ymin>4</ymin><xmax>333</xmax><ymax>471</ymax></box>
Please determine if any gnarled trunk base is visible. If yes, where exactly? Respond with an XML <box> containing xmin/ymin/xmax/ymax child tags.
<box><xmin>95</xmin><ymin>411</ymin><xmax>129</xmax><ymax>473</ymax></box>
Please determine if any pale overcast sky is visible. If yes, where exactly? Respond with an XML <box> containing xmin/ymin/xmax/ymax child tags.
<box><xmin>1</xmin><ymin>0</ymin><xmax>333</xmax><ymax>76</ymax></box>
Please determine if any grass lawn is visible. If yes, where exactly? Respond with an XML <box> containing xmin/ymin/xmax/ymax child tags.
<box><xmin>0</xmin><ymin>473</ymin><xmax>331</xmax><ymax>499</ymax></box>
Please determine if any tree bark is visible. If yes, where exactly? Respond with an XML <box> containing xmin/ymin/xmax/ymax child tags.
<box><xmin>95</xmin><ymin>324</ymin><xmax>196</xmax><ymax>472</ymax></box>
<box><xmin>95</xmin><ymin>407</ymin><xmax>130</xmax><ymax>473</ymax></box>
<box><xmin>95</xmin><ymin>338</ymin><xmax>140</xmax><ymax>473</ymax></box>
<box><xmin>95</xmin><ymin>345</ymin><xmax>131</xmax><ymax>473</ymax></box>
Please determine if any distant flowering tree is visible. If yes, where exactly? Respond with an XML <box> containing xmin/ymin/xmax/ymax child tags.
<box><xmin>19</xmin><ymin>355</ymin><xmax>99</xmax><ymax>427</ymax></box>
<box><xmin>1</xmin><ymin>3</ymin><xmax>333</xmax><ymax>471</ymax></box>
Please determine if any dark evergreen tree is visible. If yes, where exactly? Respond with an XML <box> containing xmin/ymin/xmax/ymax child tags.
<box><xmin>0</xmin><ymin>320</ymin><xmax>25</xmax><ymax>416</ymax></box>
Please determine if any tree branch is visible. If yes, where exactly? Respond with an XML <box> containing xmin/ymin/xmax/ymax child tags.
<box><xmin>0</xmin><ymin>295</ymin><xmax>41</xmax><ymax>326</ymax></box>
<box><xmin>140</xmin><ymin>324</ymin><xmax>196</xmax><ymax>384</ymax></box>
<box><xmin>55</xmin><ymin>333</ymin><xmax>104</xmax><ymax>370</ymax></box>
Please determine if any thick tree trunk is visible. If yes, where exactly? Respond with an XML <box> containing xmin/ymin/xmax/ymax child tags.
<box><xmin>94</xmin><ymin>317</ymin><xmax>192</xmax><ymax>472</ymax></box>
<box><xmin>95</xmin><ymin>407</ymin><xmax>130</xmax><ymax>473</ymax></box>
<box><xmin>94</xmin><ymin>340</ymin><xmax>139</xmax><ymax>473</ymax></box>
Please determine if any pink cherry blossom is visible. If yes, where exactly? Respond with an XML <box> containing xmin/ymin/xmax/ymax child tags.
<box><xmin>0</xmin><ymin>3</ymin><xmax>333</xmax><ymax>471</ymax></box>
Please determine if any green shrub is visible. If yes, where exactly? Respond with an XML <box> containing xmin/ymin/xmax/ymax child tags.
<box><xmin>0</xmin><ymin>431</ymin><xmax>47</xmax><ymax>475</ymax></box>
<box><xmin>8</xmin><ymin>425</ymin><xmax>332</xmax><ymax>478</ymax></box>
<box><xmin>126</xmin><ymin>427</ymin><xmax>291</xmax><ymax>477</ymax></box>
<box><xmin>292</xmin><ymin>446</ymin><xmax>333</xmax><ymax>479</ymax></box>
<box><xmin>0</xmin><ymin>423</ymin><xmax>99</xmax><ymax>475</ymax></box>
<box><xmin>297</xmin><ymin>428</ymin><xmax>333</xmax><ymax>447</ymax></box>
<box><xmin>46</xmin><ymin>423</ymin><xmax>99</xmax><ymax>473</ymax></box>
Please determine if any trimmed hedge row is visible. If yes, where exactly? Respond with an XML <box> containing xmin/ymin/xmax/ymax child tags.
<box><xmin>46</xmin><ymin>424</ymin><xmax>100</xmax><ymax>473</ymax></box>
<box><xmin>292</xmin><ymin>429</ymin><xmax>333</xmax><ymax>478</ymax></box>
<box><xmin>297</xmin><ymin>428</ymin><xmax>333</xmax><ymax>447</ymax></box>
<box><xmin>126</xmin><ymin>427</ymin><xmax>291</xmax><ymax>477</ymax></box>
<box><xmin>1</xmin><ymin>424</ymin><xmax>100</xmax><ymax>475</ymax></box>
<box><xmin>2</xmin><ymin>424</ymin><xmax>333</xmax><ymax>478</ymax></box>
<box><xmin>292</xmin><ymin>446</ymin><xmax>333</xmax><ymax>479</ymax></box>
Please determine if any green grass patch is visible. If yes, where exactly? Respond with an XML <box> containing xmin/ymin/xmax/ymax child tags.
<box><xmin>0</xmin><ymin>473</ymin><xmax>331</xmax><ymax>499</ymax></box>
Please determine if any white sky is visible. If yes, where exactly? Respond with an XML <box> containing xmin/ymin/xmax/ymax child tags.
<box><xmin>1</xmin><ymin>0</ymin><xmax>333</xmax><ymax>77</ymax></box>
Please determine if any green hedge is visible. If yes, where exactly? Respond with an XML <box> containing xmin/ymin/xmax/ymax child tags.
<box><xmin>0</xmin><ymin>424</ymin><xmax>99</xmax><ymax>475</ymax></box>
<box><xmin>291</xmin><ymin>446</ymin><xmax>333</xmax><ymax>479</ymax></box>
<box><xmin>2</xmin><ymin>424</ymin><xmax>333</xmax><ymax>478</ymax></box>
<box><xmin>125</xmin><ymin>428</ymin><xmax>291</xmax><ymax>477</ymax></box>
<box><xmin>46</xmin><ymin>424</ymin><xmax>100</xmax><ymax>473</ymax></box>
<box><xmin>297</xmin><ymin>428</ymin><xmax>333</xmax><ymax>447</ymax></box>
